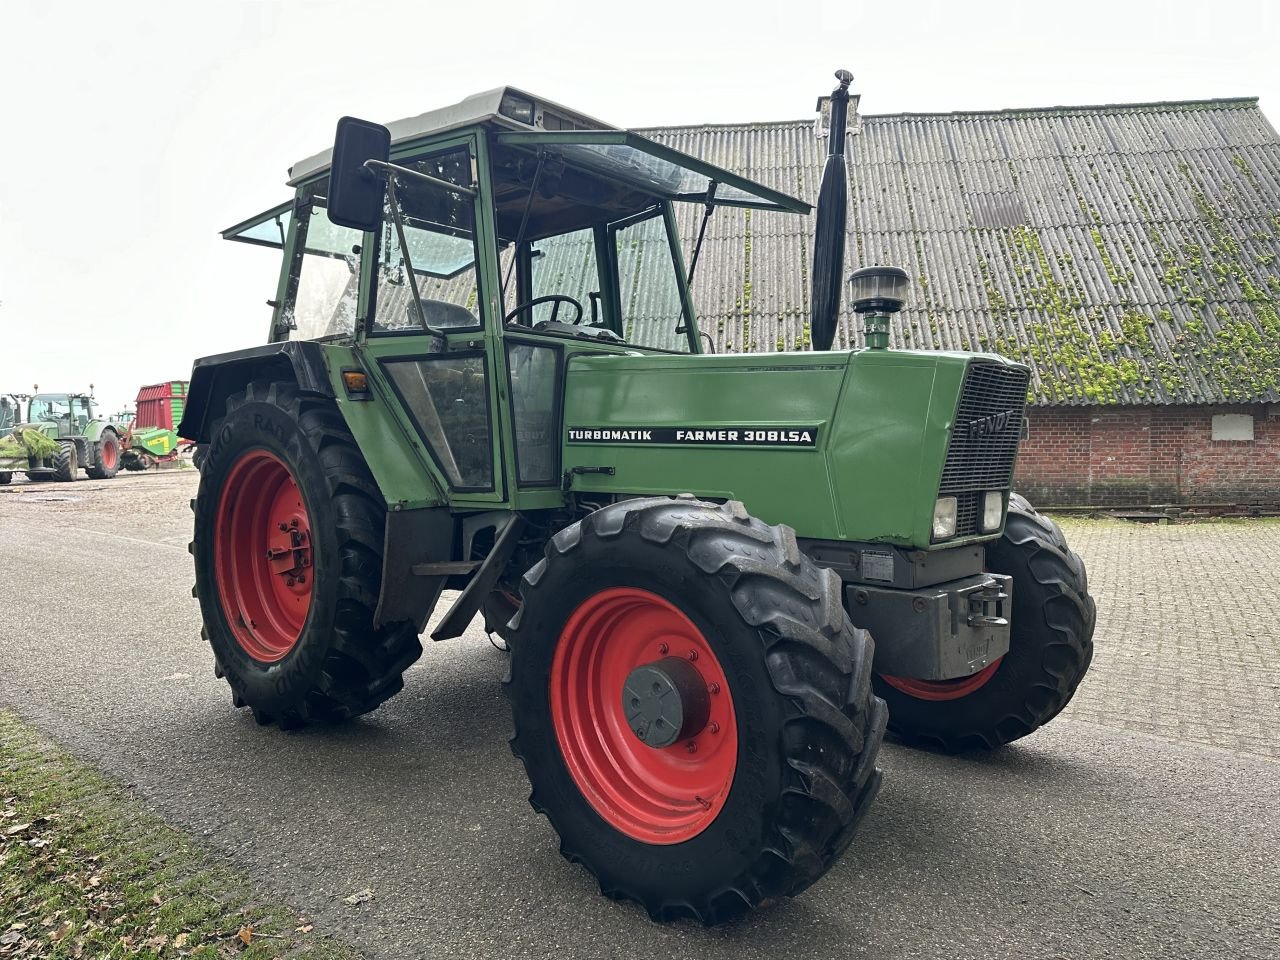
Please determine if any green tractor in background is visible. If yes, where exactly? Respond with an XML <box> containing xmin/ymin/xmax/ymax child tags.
<box><xmin>180</xmin><ymin>74</ymin><xmax>1095</xmax><ymax>923</ymax></box>
<box><xmin>0</xmin><ymin>388</ymin><xmax>124</xmax><ymax>484</ymax></box>
<box><xmin>0</xmin><ymin>393</ymin><xmax>23</xmax><ymax>440</ymax></box>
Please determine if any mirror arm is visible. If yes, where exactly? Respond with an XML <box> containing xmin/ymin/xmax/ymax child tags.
<box><xmin>363</xmin><ymin>159</ymin><xmax>477</xmax><ymax>197</ymax></box>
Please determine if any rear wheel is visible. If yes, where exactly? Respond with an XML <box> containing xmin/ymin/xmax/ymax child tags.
<box><xmin>86</xmin><ymin>430</ymin><xmax>120</xmax><ymax>479</ymax></box>
<box><xmin>873</xmin><ymin>493</ymin><xmax>1095</xmax><ymax>751</ymax></box>
<box><xmin>191</xmin><ymin>379</ymin><xmax>422</xmax><ymax>727</ymax></box>
<box><xmin>0</xmin><ymin>472</ymin><xmax>10</xmax><ymax>485</ymax></box>
<box><xmin>52</xmin><ymin>442</ymin><xmax>77</xmax><ymax>482</ymax></box>
<box><xmin>508</xmin><ymin>497</ymin><xmax>886</xmax><ymax>923</ymax></box>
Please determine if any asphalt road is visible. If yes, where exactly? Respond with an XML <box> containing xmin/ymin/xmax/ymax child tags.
<box><xmin>1</xmin><ymin>472</ymin><xmax>1277</xmax><ymax>960</ymax></box>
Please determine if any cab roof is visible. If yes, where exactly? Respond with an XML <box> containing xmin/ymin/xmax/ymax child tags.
<box><xmin>286</xmin><ymin>85</ymin><xmax>810</xmax><ymax>215</ymax></box>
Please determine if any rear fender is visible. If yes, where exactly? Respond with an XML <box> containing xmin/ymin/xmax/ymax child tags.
<box><xmin>177</xmin><ymin>342</ymin><xmax>332</xmax><ymax>443</ymax></box>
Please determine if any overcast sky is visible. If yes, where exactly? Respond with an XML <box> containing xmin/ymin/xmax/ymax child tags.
<box><xmin>1</xmin><ymin>0</ymin><xmax>1277</xmax><ymax>413</ymax></box>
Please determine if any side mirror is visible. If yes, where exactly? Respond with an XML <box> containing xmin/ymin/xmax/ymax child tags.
<box><xmin>327</xmin><ymin>116</ymin><xmax>391</xmax><ymax>232</ymax></box>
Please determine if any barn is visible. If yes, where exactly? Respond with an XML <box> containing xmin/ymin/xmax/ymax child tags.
<box><xmin>642</xmin><ymin>96</ymin><xmax>1280</xmax><ymax>507</ymax></box>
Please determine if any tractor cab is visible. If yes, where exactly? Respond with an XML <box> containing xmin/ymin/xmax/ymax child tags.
<box><xmin>25</xmin><ymin>393</ymin><xmax>96</xmax><ymax>436</ymax></box>
<box><xmin>0</xmin><ymin>394</ymin><xmax>24</xmax><ymax>439</ymax></box>
<box><xmin>214</xmin><ymin>87</ymin><xmax>810</xmax><ymax>509</ymax></box>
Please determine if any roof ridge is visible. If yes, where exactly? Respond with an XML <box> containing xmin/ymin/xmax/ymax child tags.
<box><xmin>862</xmin><ymin>96</ymin><xmax>1261</xmax><ymax>120</ymax></box>
<box><xmin>638</xmin><ymin>97</ymin><xmax>1262</xmax><ymax>134</ymax></box>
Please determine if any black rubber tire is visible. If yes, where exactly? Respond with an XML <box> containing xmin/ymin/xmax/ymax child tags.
<box><xmin>51</xmin><ymin>442</ymin><xmax>77</xmax><ymax>482</ymax></box>
<box><xmin>191</xmin><ymin>444</ymin><xmax>207</xmax><ymax>472</ymax></box>
<box><xmin>86</xmin><ymin>430</ymin><xmax>120</xmax><ymax>479</ymax></box>
<box><xmin>0</xmin><ymin>471</ymin><xmax>10</xmax><ymax>485</ymax></box>
<box><xmin>873</xmin><ymin>493</ymin><xmax>1095</xmax><ymax>752</ymax></box>
<box><xmin>191</xmin><ymin>380</ymin><xmax>422</xmax><ymax>728</ymax></box>
<box><xmin>507</xmin><ymin>496</ymin><xmax>887</xmax><ymax>924</ymax></box>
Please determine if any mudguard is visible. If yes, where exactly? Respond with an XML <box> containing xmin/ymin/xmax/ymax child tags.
<box><xmin>178</xmin><ymin>341</ymin><xmax>333</xmax><ymax>443</ymax></box>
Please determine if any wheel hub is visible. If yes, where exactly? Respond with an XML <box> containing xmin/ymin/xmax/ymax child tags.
<box><xmin>623</xmin><ymin>657</ymin><xmax>710</xmax><ymax>748</ymax></box>
<box><xmin>549</xmin><ymin>587</ymin><xmax>738</xmax><ymax>844</ymax></box>
<box><xmin>213</xmin><ymin>450</ymin><xmax>314</xmax><ymax>663</ymax></box>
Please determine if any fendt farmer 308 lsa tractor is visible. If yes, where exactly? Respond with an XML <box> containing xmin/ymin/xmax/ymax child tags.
<box><xmin>181</xmin><ymin>74</ymin><xmax>1095</xmax><ymax>923</ymax></box>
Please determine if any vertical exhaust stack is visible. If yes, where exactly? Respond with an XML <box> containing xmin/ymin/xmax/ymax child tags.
<box><xmin>810</xmin><ymin>69</ymin><xmax>854</xmax><ymax>352</ymax></box>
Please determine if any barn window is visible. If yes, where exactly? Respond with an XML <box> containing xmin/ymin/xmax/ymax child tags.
<box><xmin>1211</xmin><ymin>414</ymin><xmax>1254</xmax><ymax>441</ymax></box>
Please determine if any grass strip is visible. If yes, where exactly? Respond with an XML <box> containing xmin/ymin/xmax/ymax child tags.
<box><xmin>0</xmin><ymin>710</ymin><xmax>361</xmax><ymax>959</ymax></box>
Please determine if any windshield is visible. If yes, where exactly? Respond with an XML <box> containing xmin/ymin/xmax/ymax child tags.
<box><xmin>28</xmin><ymin>395</ymin><xmax>71</xmax><ymax>422</ymax></box>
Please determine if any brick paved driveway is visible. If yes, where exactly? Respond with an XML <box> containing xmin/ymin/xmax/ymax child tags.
<box><xmin>1056</xmin><ymin>517</ymin><xmax>1280</xmax><ymax>757</ymax></box>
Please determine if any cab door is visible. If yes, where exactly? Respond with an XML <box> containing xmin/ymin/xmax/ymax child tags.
<box><xmin>356</xmin><ymin>136</ymin><xmax>509</xmax><ymax>507</ymax></box>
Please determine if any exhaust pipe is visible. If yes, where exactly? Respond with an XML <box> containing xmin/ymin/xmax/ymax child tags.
<box><xmin>810</xmin><ymin>69</ymin><xmax>854</xmax><ymax>352</ymax></box>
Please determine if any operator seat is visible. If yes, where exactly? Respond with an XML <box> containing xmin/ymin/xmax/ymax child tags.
<box><xmin>410</xmin><ymin>299</ymin><xmax>478</xmax><ymax>329</ymax></box>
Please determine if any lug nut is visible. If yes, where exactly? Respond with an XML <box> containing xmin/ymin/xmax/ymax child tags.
<box><xmin>708</xmin><ymin>682</ymin><xmax>721</xmax><ymax>695</ymax></box>
<box><xmin>286</xmin><ymin>577</ymin><xmax>296</xmax><ymax>587</ymax></box>
<box><xmin>687</xmin><ymin>650</ymin><xmax>699</xmax><ymax>662</ymax></box>
<box><xmin>686</xmin><ymin>741</ymin><xmax>697</xmax><ymax>754</ymax></box>
<box><xmin>658</xmin><ymin>642</ymin><xmax>669</xmax><ymax>655</ymax></box>
<box><xmin>278</xmin><ymin>522</ymin><xmax>288</xmax><ymax>531</ymax></box>
<box><xmin>709</xmin><ymin>721</ymin><xmax>720</xmax><ymax>734</ymax></box>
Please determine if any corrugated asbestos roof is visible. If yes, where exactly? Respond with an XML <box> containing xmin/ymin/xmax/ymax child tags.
<box><xmin>639</xmin><ymin>98</ymin><xmax>1280</xmax><ymax>405</ymax></box>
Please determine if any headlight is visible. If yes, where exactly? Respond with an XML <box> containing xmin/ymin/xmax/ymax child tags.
<box><xmin>932</xmin><ymin>496</ymin><xmax>958</xmax><ymax>540</ymax></box>
<box><xmin>982</xmin><ymin>491</ymin><xmax>1004</xmax><ymax>532</ymax></box>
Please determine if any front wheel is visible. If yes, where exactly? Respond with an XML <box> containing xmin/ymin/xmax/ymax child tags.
<box><xmin>191</xmin><ymin>380</ymin><xmax>422</xmax><ymax>727</ymax></box>
<box><xmin>52</xmin><ymin>442</ymin><xmax>77</xmax><ymax>482</ymax></box>
<box><xmin>86</xmin><ymin>430</ymin><xmax>120</xmax><ymax>479</ymax></box>
<box><xmin>874</xmin><ymin>493</ymin><xmax>1095</xmax><ymax>751</ymax></box>
<box><xmin>507</xmin><ymin>497</ymin><xmax>886</xmax><ymax>924</ymax></box>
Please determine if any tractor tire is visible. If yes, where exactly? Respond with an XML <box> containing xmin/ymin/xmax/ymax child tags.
<box><xmin>191</xmin><ymin>444</ymin><xmax>207</xmax><ymax>472</ymax></box>
<box><xmin>86</xmin><ymin>430</ymin><xmax>121</xmax><ymax>479</ymax></box>
<box><xmin>0</xmin><ymin>471</ymin><xmax>10</xmax><ymax>485</ymax></box>
<box><xmin>52</xmin><ymin>442</ymin><xmax>78</xmax><ymax>482</ymax></box>
<box><xmin>874</xmin><ymin>493</ymin><xmax>1095</xmax><ymax>752</ymax></box>
<box><xmin>191</xmin><ymin>379</ymin><xmax>422</xmax><ymax>728</ymax></box>
<box><xmin>507</xmin><ymin>496</ymin><xmax>886</xmax><ymax>924</ymax></box>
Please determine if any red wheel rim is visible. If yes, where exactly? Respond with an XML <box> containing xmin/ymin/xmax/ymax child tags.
<box><xmin>879</xmin><ymin>657</ymin><xmax>1003</xmax><ymax>701</ymax></box>
<box><xmin>550</xmin><ymin>588</ymin><xmax>737</xmax><ymax>844</ymax></box>
<box><xmin>213</xmin><ymin>450</ymin><xmax>313</xmax><ymax>663</ymax></box>
<box><xmin>101</xmin><ymin>438</ymin><xmax>117</xmax><ymax>470</ymax></box>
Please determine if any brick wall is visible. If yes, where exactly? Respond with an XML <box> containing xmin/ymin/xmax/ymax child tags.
<box><xmin>1014</xmin><ymin>404</ymin><xmax>1280</xmax><ymax>506</ymax></box>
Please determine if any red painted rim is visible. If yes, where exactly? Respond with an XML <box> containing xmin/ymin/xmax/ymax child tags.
<box><xmin>213</xmin><ymin>449</ymin><xmax>313</xmax><ymax>663</ymax></box>
<box><xmin>880</xmin><ymin>657</ymin><xmax>1003</xmax><ymax>701</ymax></box>
<box><xmin>101</xmin><ymin>436</ymin><xmax>118</xmax><ymax>470</ymax></box>
<box><xmin>550</xmin><ymin>587</ymin><xmax>737</xmax><ymax>844</ymax></box>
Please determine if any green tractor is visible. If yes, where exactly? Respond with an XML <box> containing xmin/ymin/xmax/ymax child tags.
<box><xmin>181</xmin><ymin>75</ymin><xmax>1094</xmax><ymax>923</ymax></box>
<box><xmin>0</xmin><ymin>389</ymin><xmax>124</xmax><ymax>484</ymax></box>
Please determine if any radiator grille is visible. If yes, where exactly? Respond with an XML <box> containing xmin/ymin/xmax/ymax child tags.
<box><xmin>939</xmin><ymin>362</ymin><xmax>1030</xmax><ymax>536</ymax></box>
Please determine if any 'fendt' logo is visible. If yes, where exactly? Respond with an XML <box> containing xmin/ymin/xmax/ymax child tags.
<box><xmin>966</xmin><ymin>410</ymin><xmax>1016</xmax><ymax>439</ymax></box>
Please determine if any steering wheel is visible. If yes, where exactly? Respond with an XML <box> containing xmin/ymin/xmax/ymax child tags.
<box><xmin>504</xmin><ymin>294</ymin><xmax>584</xmax><ymax>327</ymax></box>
